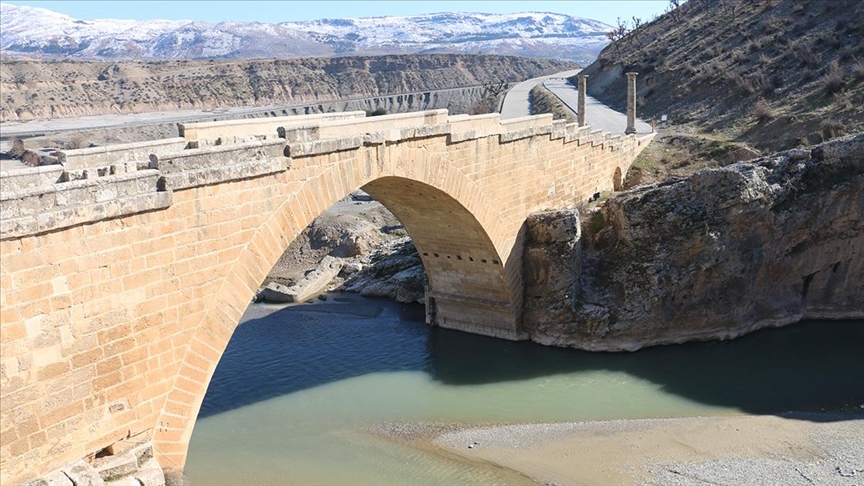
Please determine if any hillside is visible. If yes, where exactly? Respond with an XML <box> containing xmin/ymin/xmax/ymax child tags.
<box><xmin>578</xmin><ymin>0</ymin><xmax>864</xmax><ymax>184</ymax></box>
<box><xmin>0</xmin><ymin>4</ymin><xmax>609</xmax><ymax>64</ymax></box>
<box><xmin>0</xmin><ymin>54</ymin><xmax>576</xmax><ymax>122</ymax></box>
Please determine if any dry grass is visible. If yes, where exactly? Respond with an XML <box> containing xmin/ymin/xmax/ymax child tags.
<box><xmin>529</xmin><ymin>84</ymin><xmax>576</xmax><ymax>122</ymax></box>
<box><xmin>753</xmin><ymin>100</ymin><xmax>774</xmax><ymax>122</ymax></box>
<box><xmin>822</xmin><ymin>60</ymin><xmax>846</xmax><ymax>94</ymax></box>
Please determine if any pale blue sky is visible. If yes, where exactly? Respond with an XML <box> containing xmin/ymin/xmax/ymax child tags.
<box><xmin>6</xmin><ymin>1</ymin><xmax>669</xmax><ymax>26</ymax></box>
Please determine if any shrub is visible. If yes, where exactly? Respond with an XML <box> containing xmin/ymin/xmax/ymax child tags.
<box><xmin>751</xmin><ymin>72</ymin><xmax>775</xmax><ymax>96</ymax></box>
<box><xmin>820</xmin><ymin>120</ymin><xmax>845</xmax><ymax>141</ymax></box>
<box><xmin>753</xmin><ymin>99</ymin><xmax>774</xmax><ymax>122</ymax></box>
<box><xmin>854</xmin><ymin>58</ymin><xmax>864</xmax><ymax>81</ymax></box>
<box><xmin>822</xmin><ymin>60</ymin><xmax>846</xmax><ymax>94</ymax></box>
<box><xmin>66</xmin><ymin>135</ymin><xmax>89</xmax><ymax>149</ymax></box>
<box><xmin>365</xmin><ymin>107</ymin><xmax>387</xmax><ymax>117</ymax></box>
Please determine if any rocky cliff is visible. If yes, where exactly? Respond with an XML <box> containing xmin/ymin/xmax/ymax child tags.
<box><xmin>524</xmin><ymin>133</ymin><xmax>863</xmax><ymax>351</ymax></box>
<box><xmin>0</xmin><ymin>54</ymin><xmax>576</xmax><ymax>122</ymax></box>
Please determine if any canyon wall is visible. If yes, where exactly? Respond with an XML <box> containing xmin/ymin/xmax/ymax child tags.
<box><xmin>0</xmin><ymin>54</ymin><xmax>575</xmax><ymax>122</ymax></box>
<box><xmin>524</xmin><ymin>133</ymin><xmax>864</xmax><ymax>351</ymax></box>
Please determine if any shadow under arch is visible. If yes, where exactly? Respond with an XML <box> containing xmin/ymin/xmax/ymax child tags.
<box><xmin>362</xmin><ymin>176</ymin><xmax>520</xmax><ymax>337</ymax></box>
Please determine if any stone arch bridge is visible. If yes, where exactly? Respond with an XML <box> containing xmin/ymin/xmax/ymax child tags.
<box><xmin>0</xmin><ymin>109</ymin><xmax>652</xmax><ymax>483</ymax></box>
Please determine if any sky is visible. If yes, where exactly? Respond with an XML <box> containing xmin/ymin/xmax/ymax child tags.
<box><xmin>6</xmin><ymin>1</ymin><xmax>670</xmax><ymax>26</ymax></box>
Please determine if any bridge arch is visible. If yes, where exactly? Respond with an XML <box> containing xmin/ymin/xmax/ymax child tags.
<box><xmin>151</xmin><ymin>165</ymin><xmax>520</xmax><ymax>471</ymax></box>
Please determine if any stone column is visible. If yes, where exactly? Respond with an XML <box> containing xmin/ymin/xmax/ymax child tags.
<box><xmin>577</xmin><ymin>74</ymin><xmax>588</xmax><ymax>127</ymax></box>
<box><xmin>625</xmin><ymin>72</ymin><xmax>638</xmax><ymax>135</ymax></box>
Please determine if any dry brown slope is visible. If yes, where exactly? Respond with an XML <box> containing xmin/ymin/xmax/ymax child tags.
<box><xmin>580</xmin><ymin>0</ymin><xmax>864</xmax><ymax>153</ymax></box>
<box><xmin>0</xmin><ymin>54</ymin><xmax>576</xmax><ymax>122</ymax></box>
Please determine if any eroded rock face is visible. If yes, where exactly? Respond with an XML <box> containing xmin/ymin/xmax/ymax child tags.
<box><xmin>525</xmin><ymin>133</ymin><xmax>864</xmax><ymax>351</ymax></box>
<box><xmin>341</xmin><ymin>239</ymin><xmax>425</xmax><ymax>304</ymax></box>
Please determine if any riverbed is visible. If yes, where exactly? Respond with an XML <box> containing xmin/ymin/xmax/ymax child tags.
<box><xmin>183</xmin><ymin>292</ymin><xmax>864</xmax><ymax>485</ymax></box>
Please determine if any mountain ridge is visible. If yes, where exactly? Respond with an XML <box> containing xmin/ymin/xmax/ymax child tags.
<box><xmin>0</xmin><ymin>3</ymin><xmax>610</xmax><ymax>63</ymax></box>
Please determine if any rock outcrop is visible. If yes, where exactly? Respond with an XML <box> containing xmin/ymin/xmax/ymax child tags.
<box><xmin>524</xmin><ymin>133</ymin><xmax>864</xmax><ymax>351</ymax></box>
<box><xmin>341</xmin><ymin>239</ymin><xmax>426</xmax><ymax>304</ymax></box>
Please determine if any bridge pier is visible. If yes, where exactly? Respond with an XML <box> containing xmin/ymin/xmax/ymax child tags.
<box><xmin>430</xmin><ymin>293</ymin><xmax>528</xmax><ymax>340</ymax></box>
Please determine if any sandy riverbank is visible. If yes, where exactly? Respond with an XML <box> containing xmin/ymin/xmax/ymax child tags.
<box><xmin>379</xmin><ymin>413</ymin><xmax>864</xmax><ymax>485</ymax></box>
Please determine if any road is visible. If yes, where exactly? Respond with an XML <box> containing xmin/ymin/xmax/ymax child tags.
<box><xmin>499</xmin><ymin>69</ymin><xmax>581</xmax><ymax>120</ymax></box>
<box><xmin>499</xmin><ymin>69</ymin><xmax>653</xmax><ymax>135</ymax></box>
<box><xmin>542</xmin><ymin>78</ymin><xmax>653</xmax><ymax>134</ymax></box>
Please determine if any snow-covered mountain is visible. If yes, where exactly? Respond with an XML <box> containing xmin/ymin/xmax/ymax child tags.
<box><xmin>0</xmin><ymin>3</ymin><xmax>611</xmax><ymax>63</ymax></box>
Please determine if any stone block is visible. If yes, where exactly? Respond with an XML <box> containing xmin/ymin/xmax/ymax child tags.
<box><xmin>21</xmin><ymin>469</ymin><xmax>74</xmax><ymax>486</ymax></box>
<box><xmin>58</xmin><ymin>138</ymin><xmax>187</xmax><ymax>171</ymax></box>
<box><xmin>64</xmin><ymin>461</ymin><xmax>105</xmax><ymax>486</ymax></box>
<box><xmin>258</xmin><ymin>256</ymin><xmax>343</xmax><ymax>303</ymax></box>
<box><xmin>134</xmin><ymin>459</ymin><xmax>165</xmax><ymax>486</ymax></box>
<box><xmin>103</xmin><ymin>477</ymin><xmax>139</xmax><ymax>486</ymax></box>
<box><xmin>92</xmin><ymin>451</ymin><xmax>138</xmax><ymax>482</ymax></box>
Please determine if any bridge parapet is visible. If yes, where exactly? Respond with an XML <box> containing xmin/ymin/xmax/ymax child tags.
<box><xmin>0</xmin><ymin>109</ymin><xmax>651</xmax><ymax>243</ymax></box>
<box><xmin>57</xmin><ymin>138</ymin><xmax>189</xmax><ymax>171</ymax></box>
<box><xmin>0</xmin><ymin>168</ymin><xmax>169</xmax><ymax>239</ymax></box>
<box><xmin>149</xmin><ymin>138</ymin><xmax>289</xmax><ymax>190</ymax></box>
<box><xmin>0</xmin><ymin>164</ymin><xmax>65</xmax><ymax>194</ymax></box>
<box><xmin>179</xmin><ymin>111</ymin><xmax>366</xmax><ymax>145</ymax></box>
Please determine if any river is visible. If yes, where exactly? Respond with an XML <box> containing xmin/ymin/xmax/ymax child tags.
<box><xmin>183</xmin><ymin>292</ymin><xmax>864</xmax><ymax>485</ymax></box>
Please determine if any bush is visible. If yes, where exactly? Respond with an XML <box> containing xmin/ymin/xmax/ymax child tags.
<box><xmin>822</xmin><ymin>61</ymin><xmax>846</xmax><ymax>94</ymax></box>
<box><xmin>365</xmin><ymin>107</ymin><xmax>387</xmax><ymax>117</ymax></box>
<box><xmin>753</xmin><ymin>99</ymin><xmax>774</xmax><ymax>122</ymax></box>
<box><xmin>66</xmin><ymin>135</ymin><xmax>89</xmax><ymax>149</ymax></box>
<box><xmin>854</xmin><ymin>58</ymin><xmax>864</xmax><ymax>81</ymax></box>
<box><xmin>820</xmin><ymin>120</ymin><xmax>845</xmax><ymax>141</ymax></box>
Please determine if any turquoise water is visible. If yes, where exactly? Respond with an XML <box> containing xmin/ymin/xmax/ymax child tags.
<box><xmin>184</xmin><ymin>293</ymin><xmax>864</xmax><ymax>485</ymax></box>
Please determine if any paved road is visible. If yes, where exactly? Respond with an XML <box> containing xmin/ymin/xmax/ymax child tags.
<box><xmin>500</xmin><ymin>68</ymin><xmax>653</xmax><ymax>136</ymax></box>
<box><xmin>542</xmin><ymin>78</ymin><xmax>653</xmax><ymax>135</ymax></box>
<box><xmin>499</xmin><ymin>69</ymin><xmax>581</xmax><ymax>120</ymax></box>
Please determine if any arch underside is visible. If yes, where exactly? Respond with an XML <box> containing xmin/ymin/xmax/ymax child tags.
<box><xmin>363</xmin><ymin>177</ymin><xmax>523</xmax><ymax>339</ymax></box>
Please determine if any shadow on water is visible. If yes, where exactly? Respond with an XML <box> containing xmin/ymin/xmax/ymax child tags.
<box><xmin>198</xmin><ymin>296</ymin><xmax>429</xmax><ymax>418</ymax></box>
<box><xmin>427</xmin><ymin>320</ymin><xmax>864</xmax><ymax>419</ymax></box>
<box><xmin>199</xmin><ymin>293</ymin><xmax>864</xmax><ymax>421</ymax></box>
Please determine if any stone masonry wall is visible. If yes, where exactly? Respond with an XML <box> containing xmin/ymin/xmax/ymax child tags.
<box><xmin>0</xmin><ymin>110</ymin><xmax>650</xmax><ymax>484</ymax></box>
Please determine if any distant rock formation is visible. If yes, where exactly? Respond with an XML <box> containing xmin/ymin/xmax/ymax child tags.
<box><xmin>523</xmin><ymin>133</ymin><xmax>864</xmax><ymax>351</ymax></box>
<box><xmin>0</xmin><ymin>54</ymin><xmax>576</xmax><ymax>122</ymax></box>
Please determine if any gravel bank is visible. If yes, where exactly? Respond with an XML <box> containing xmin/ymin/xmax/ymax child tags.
<box><xmin>387</xmin><ymin>413</ymin><xmax>864</xmax><ymax>486</ymax></box>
